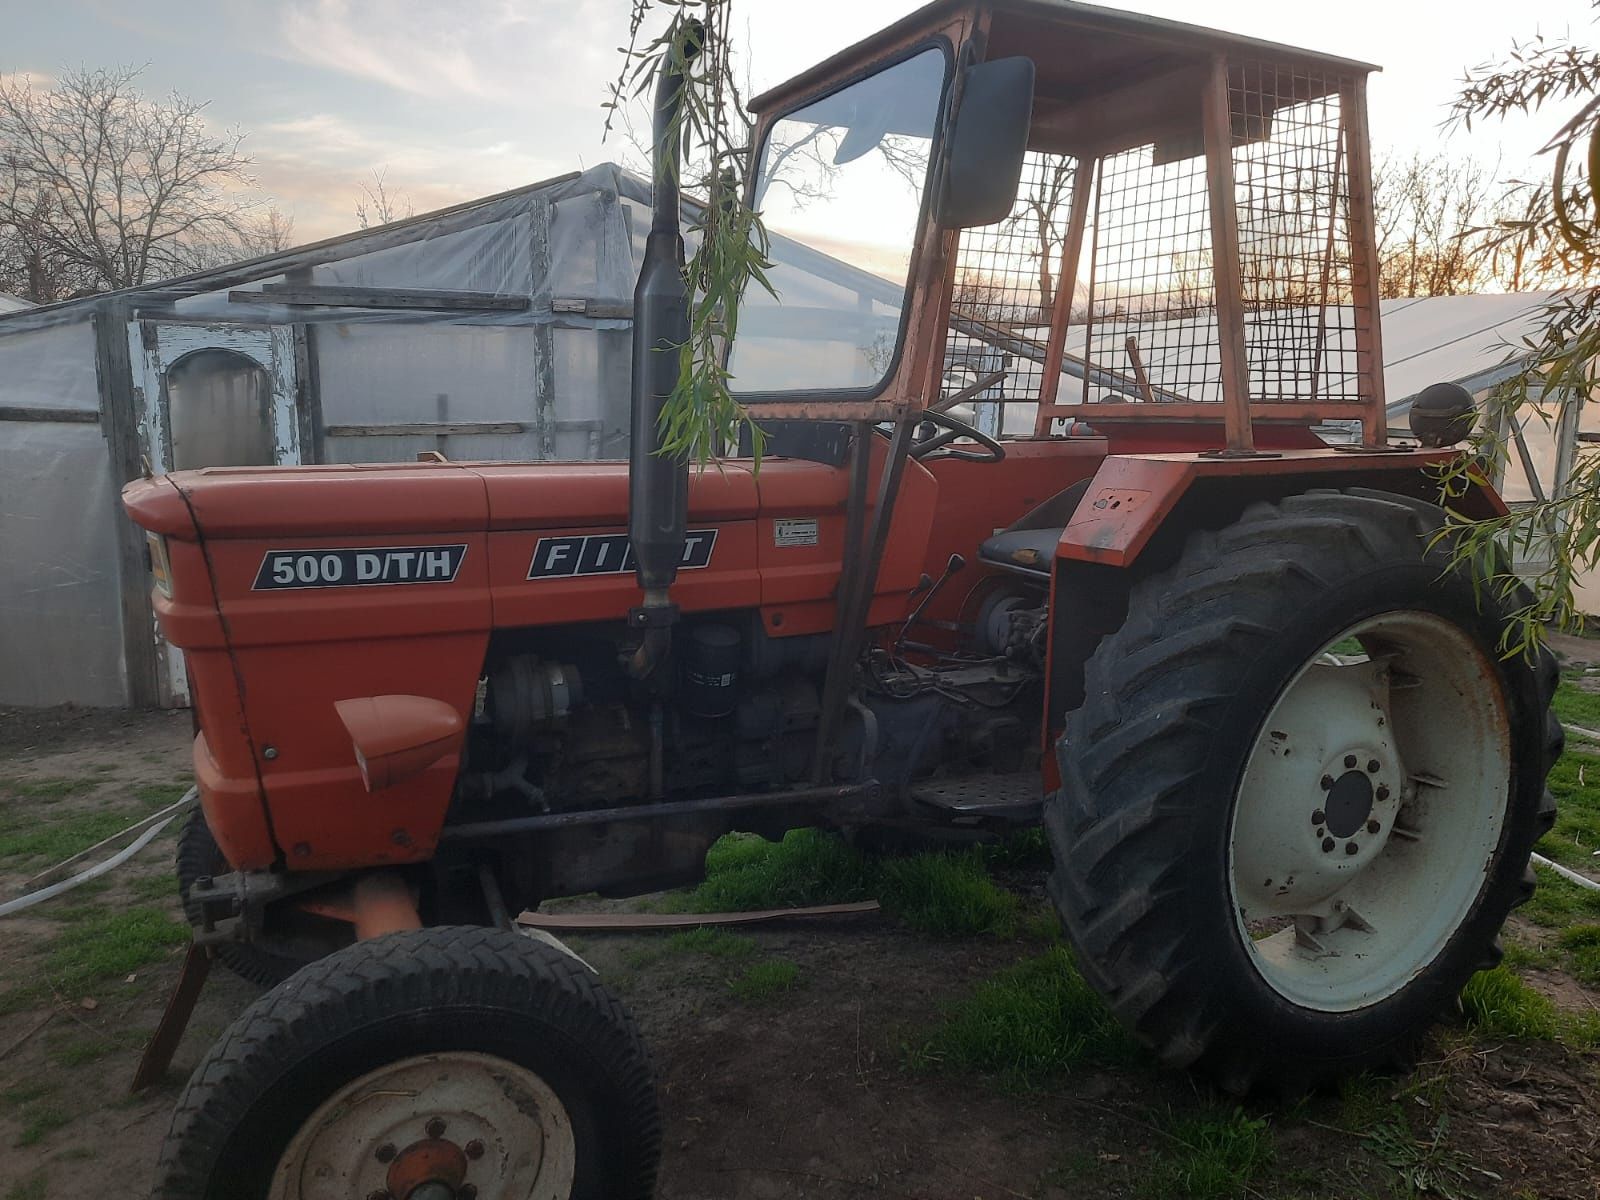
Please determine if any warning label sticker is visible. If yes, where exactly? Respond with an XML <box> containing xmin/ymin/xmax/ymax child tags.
<box><xmin>773</xmin><ymin>518</ymin><xmax>819</xmax><ymax>548</ymax></box>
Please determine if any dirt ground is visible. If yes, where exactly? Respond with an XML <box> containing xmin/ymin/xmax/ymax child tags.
<box><xmin>1</xmin><ymin>708</ymin><xmax>1599</xmax><ymax>1198</ymax></box>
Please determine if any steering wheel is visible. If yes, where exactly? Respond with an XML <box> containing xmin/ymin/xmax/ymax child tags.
<box><xmin>910</xmin><ymin>410</ymin><xmax>1006</xmax><ymax>462</ymax></box>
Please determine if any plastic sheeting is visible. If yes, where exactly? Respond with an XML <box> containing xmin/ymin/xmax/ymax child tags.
<box><xmin>0</xmin><ymin>419</ymin><xmax>127</xmax><ymax>706</ymax></box>
<box><xmin>0</xmin><ymin>318</ymin><xmax>102</xmax><ymax>412</ymax></box>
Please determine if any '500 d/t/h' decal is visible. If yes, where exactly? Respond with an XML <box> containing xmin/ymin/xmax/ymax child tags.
<box><xmin>253</xmin><ymin>545</ymin><xmax>468</xmax><ymax>590</ymax></box>
<box><xmin>528</xmin><ymin>530</ymin><xmax>717</xmax><ymax>579</ymax></box>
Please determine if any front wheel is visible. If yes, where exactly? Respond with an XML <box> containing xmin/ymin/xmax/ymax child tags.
<box><xmin>1047</xmin><ymin>488</ymin><xmax>1559</xmax><ymax>1093</ymax></box>
<box><xmin>153</xmin><ymin>927</ymin><xmax>660</xmax><ymax>1200</ymax></box>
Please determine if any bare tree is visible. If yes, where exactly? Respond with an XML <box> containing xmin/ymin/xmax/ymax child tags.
<box><xmin>0</xmin><ymin>66</ymin><xmax>259</xmax><ymax>301</ymax></box>
<box><xmin>1371</xmin><ymin>152</ymin><xmax>1502</xmax><ymax>298</ymax></box>
<box><xmin>1010</xmin><ymin>156</ymin><xmax>1074</xmax><ymax>319</ymax></box>
<box><xmin>354</xmin><ymin>169</ymin><xmax>414</xmax><ymax>229</ymax></box>
<box><xmin>241</xmin><ymin>207</ymin><xmax>296</xmax><ymax>257</ymax></box>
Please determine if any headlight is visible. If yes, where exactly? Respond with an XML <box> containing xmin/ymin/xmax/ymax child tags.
<box><xmin>147</xmin><ymin>533</ymin><xmax>173</xmax><ymax>597</ymax></box>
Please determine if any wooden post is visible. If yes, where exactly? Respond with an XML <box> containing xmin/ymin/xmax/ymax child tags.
<box><xmin>291</xmin><ymin>324</ymin><xmax>323</xmax><ymax>464</ymax></box>
<box><xmin>1342</xmin><ymin>76</ymin><xmax>1388</xmax><ymax>447</ymax></box>
<box><xmin>1201</xmin><ymin>55</ymin><xmax>1255</xmax><ymax>455</ymax></box>
<box><xmin>1034</xmin><ymin>160</ymin><xmax>1097</xmax><ymax>435</ymax></box>
<box><xmin>93</xmin><ymin>299</ymin><xmax>160</xmax><ymax>709</ymax></box>
<box><xmin>529</xmin><ymin>197</ymin><xmax>557</xmax><ymax>459</ymax></box>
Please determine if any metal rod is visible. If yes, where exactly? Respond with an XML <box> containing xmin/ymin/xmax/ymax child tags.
<box><xmin>441</xmin><ymin>782</ymin><xmax>874</xmax><ymax>841</ymax></box>
<box><xmin>813</xmin><ymin>419</ymin><xmax>917</xmax><ymax>780</ymax></box>
<box><xmin>1125</xmin><ymin>336</ymin><xmax>1156</xmax><ymax>403</ymax></box>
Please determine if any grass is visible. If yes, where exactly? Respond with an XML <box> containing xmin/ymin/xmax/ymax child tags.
<box><xmin>1555</xmin><ymin>923</ymin><xmax>1600</xmax><ymax>984</ymax></box>
<box><xmin>1365</xmin><ymin>1116</ymin><xmax>1476</xmax><ymax>1200</ymax></box>
<box><xmin>877</xmin><ymin>850</ymin><xmax>1021</xmax><ymax>938</ymax></box>
<box><xmin>44</xmin><ymin>904</ymin><xmax>189</xmax><ymax>994</ymax></box>
<box><xmin>1521</xmin><ymin>864</ymin><xmax>1600</xmax><ymax>927</ymax></box>
<box><xmin>728</xmin><ymin>958</ymin><xmax>800</xmax><ymax>1003</ymax></box>
<box><xmin>4</xmin><ymin>1175</ymin><xmax>48</xmax><ymax>1200</ymax></box>
<box><xmin>666</xmin><ymin>927</ymin><xmax>756</xmax><ymax>959</ymax></box>
<box><xmin>669</xmin><ymin>829</ymin><xmax>1034</xmax><ymax>939</ymax></box>
<box><xmin>4</xmin><ymin>1083</ymin><xmax>70</xmax><ymax>1149</ymax></box>
<box><xmin>14</xmin><ymin>1103</ymin><xmax>69</xmax><ymax>1147</ymax></box>
<box><xmin>134</xmin><ymin>783</ymin><xmax>192</xmax><ymax>807</ymax></box>
<box><xmin>665</xmin><ymin>830</ymin><xmax>875</xmax><ymax>914</ymax></box>
<box><xmin>0</xmin><ymin>776</ymin><xmax>98</xmax><ymax>801</ymax></box>
<box><xmin>1460</xmin><ymin>965</ymin><xmax>1560</xmax><ymax>1040</ymax></box>
<box><xmin>1538</xmin><ymin>751</ymin><xmax>1600</xmax><ymax>867</ymax></box>
<box><xmin>1336</xmin><ymin>1073</ymin><xmax>1404</xmax><ymax>1134</ymax></box>
<box><xmin>0</xmin><ymin>808</ymin><xmax>143</xmax><ymax>864</ymax></box>
<box><xmin>127</xmin><ymin>872</ymin><xmax>180</xmax><ymax>903</ymax></box>
<box><xmin>1147</xmin><ymin>1108</ymin><xmax>1274</xmax><ymax>1200</ymax></box>
<box><xmin>1552</xmin><ymin>678</ymin><xmax>1600</xmax><ymax>730</ymax></box>
<box><xmin>909</xmin><ymin>946</ymin><xmax>1139</xmax><ymax>1085</ymax></box>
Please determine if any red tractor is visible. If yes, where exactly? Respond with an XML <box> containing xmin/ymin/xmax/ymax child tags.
<box><xmin>128</xmin><ymin>3</ymin><xmax>1556</xmax><ymax>1197</ymax></box>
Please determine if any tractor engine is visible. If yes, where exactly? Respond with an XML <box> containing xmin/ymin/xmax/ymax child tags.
<box><xmin>457</xmin><ymin>592</ymin><xmax>1047</xmax><ymax>818</ymax></box>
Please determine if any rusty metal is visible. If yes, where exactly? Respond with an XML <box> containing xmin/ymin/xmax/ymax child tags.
<box><xmin>386</xmin><ymin>1137</ymin><xmax>467</xmax><ymax>1199</ymax></box>
<box><xmin>439</xmin><ymin>782</ymin><xmax>877</xmax><ymax>842</ymax></box>
<box><xmin>350</xmin><ymin>872</ymin><xmax>422</xmax><ymax>940</ymax></box>
<box><xmin>516</xmin><ymin>901</ymin><xmax>881</xmax><ymax>932</ymax></box>
<box><xmin>131</xmin><ymin>942</ymin><xmax>212</xmax><ymax>1092</ymax></box>
<box><xmin>1125</xmin><ymin>337</ymin><xmax>1155</xmax><ymax>404</ymax></box>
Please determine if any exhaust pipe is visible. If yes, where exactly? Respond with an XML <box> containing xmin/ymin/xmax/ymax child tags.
<box><xmin>628</xmin><ymin>19</ymin><xmax>701</xmax><ymax>679</ymax></box>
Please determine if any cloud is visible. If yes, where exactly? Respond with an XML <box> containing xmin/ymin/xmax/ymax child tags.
<box><xmin>276</xmin><ymin>0</ymin><xmax>620</xmax><ymax>103</ymax></box>
<box><xmin>247</xmin><ymin>110</ymin><xmax>576</xmax><ymax>240</ymax></box>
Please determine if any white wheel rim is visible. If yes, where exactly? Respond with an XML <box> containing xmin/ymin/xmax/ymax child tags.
<box><xmin>270</xmin><ymin>1051</ymin><xmax>577</xmax><ymax>1200</ymax></box>
<box><xmin>1228</xmin><ymin>611</ymin><xmax>1511</xmax><ymax>1012</ymax></box>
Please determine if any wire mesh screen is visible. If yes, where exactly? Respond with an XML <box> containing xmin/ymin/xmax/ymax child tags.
<box><xmin>1231</xmin><ymin>62</ymin><xmax>1360</xmax><ymax>402</ymax></box>
<box><xmin>1082</xmin><ymin>143</ymin><xmax>1221</xmax><ymax>403</ymax></box>
<box><xmin>941</xmin><ymin>151</ymin><xmax>1078</xmax><ymax>429</ymax></box>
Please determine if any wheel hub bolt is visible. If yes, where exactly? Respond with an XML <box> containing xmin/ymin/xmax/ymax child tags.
<box><xmin>1345</xmin><ymin>841</ymin><xmax>1359</xmax><ymax>855</ymax></box>
<box><xmin>1320</xmin><ymin>775</ymin><xmax>1335</xmax><ymax>791</ymax></box>
<box><xmin>1312</xmin><ymin>809</ymin><xmax>1326</xmax><ymax>825</ymax></box>
<box><xmin>1321</xmin><ymin>837</ymin><xmax>1336</xmax><ymax>852</ymax></box>
<box><xmin>464</xmin><ymin>1140</ymin><xmax>485</xmax><ymax>1160</ymax></box>
<box><xmin>375</xmin><ymin>1144</ymin><xmax>397</xmax><ymax>1164</ymax></box>
<box><xmin>1366</xmin><ymin>819</ymin><xmax>1381</xmax><ymax>834</ymax></box>
<box><xmin>1344</xmin><ymin>754</ymin><xmax>1357</xmax><ymax>769</ymax></box>
<box><xmin>425</xmin><ymin>1117</ymin><xmax>447</xmax><ymax>1139</ymax></box>
<box><xmin>460</xmin><ymin>1187</ymin><xmax>479</xmax><ymax>1200</ymax></box>
<box><xmin>1376</xmin><ymin>785</ymin><xmax>1390</xmax><ymax>802</ymax></box>
<box><xmin>1366</xmin><ymin>759</ymin><xmax>1380</xmax><ymax>774</ymax></box>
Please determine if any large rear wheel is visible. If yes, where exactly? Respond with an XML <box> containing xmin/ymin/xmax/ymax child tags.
<box><xmin>1047</xmin><ymin>488</ymin><xmax>1559</xmax><ymax>1092</ymax></box>
<box><xmin>153</xmin><ymin>926</ymin><xmax>659</xmax><ymax>1200</ymax></box>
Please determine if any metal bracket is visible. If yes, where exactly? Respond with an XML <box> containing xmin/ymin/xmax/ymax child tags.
<box><xmin>627</xmin><ymin>603</ymin><xmax>680</xmax><ymax>629</ymax></box>
<box><xmin>187</xmin><ymin>868</ymin><xmax>338</xmax><ymax>945</ymax></box>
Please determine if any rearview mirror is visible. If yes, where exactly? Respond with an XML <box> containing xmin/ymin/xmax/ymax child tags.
<box><xmin>937</xmin><ymin>56</ymin><xmax>1035</xmax><ymax>229</ymax></box>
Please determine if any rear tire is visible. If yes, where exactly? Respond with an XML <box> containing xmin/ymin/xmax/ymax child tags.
<box><xmin>1046</xmin><ymin>488</ymin><xmax>1559</xmax><ymax>1093</ymax></box>
<box><xmin>153</xmin><ymin>926</ymin><xmax>660</xmax><ymax>1200</ymax></box>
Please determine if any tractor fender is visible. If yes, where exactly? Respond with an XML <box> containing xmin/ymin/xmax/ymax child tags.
<box><xmin>1041</xmin><ymin>447</ymin><xmax>1507</xmax><ymax>769</ymax></box>
<box><xmin>1053</xmin><ymin>447</ymin><xmax>1503</xmax><ymax>569</ymax></box>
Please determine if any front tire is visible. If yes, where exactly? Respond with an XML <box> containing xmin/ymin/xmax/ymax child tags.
<box><xmin>1046</xmin><ymin>488</ymin><xmax>1559</xmax><ymax>1093</ymax></box>
<box><xmin>153</xmin><ymin>927</ymin><xmax>660</xmax><ymax>1200</ymax></box>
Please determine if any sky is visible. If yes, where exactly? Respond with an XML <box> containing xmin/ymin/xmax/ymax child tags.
<box><xmin>0</xmin><ymin>0</ymin><xmax>1592</xmax><ymax>246</ymax></box>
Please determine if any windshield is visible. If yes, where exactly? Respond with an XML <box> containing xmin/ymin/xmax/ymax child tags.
<box><xmin>730</xmin><ymin>46</ymin><xmax>949</xmax><ymax>396</ymax></box>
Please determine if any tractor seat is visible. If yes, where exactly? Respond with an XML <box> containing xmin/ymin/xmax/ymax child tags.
<box><xmin>977</xmin><ymin>479</ymin><xmax>1092</xmax><ymax>577</ymax></box>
